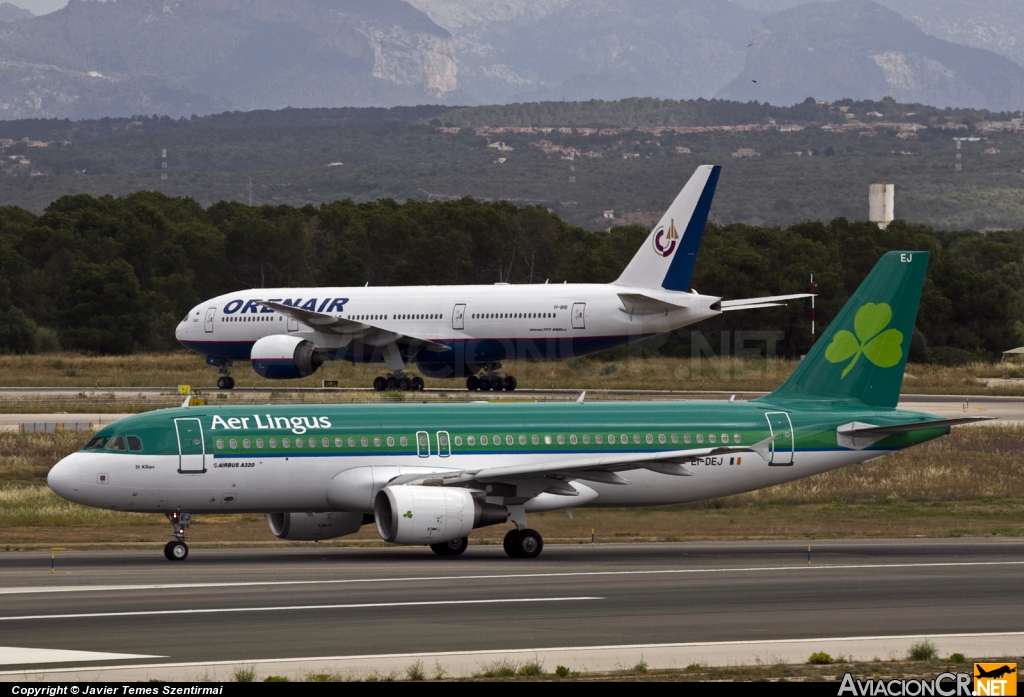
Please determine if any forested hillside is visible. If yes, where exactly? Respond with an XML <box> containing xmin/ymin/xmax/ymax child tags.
<box><xmin>3</xmin><ymin>97</ymin><xmax>1024</xmax><ymax>231</ymax></box>
<box><xmin>0</xmin><ymin>192</ymin><xmax>1020</xmax><ymax>363</ymax></box>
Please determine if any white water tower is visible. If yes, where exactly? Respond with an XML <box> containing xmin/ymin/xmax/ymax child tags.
<box><xmin>869</xmin><ymin>183</ymin><xmax>894</xmax><ymax>229</ymax></box>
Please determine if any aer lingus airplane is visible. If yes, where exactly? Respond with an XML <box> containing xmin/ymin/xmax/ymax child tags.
<box><xmin>49</xmin><ymin>250</ymin><xmax>988</xmax><ymax>560</ymax></box>
<box><xmin>174</xmin><ymin>165</ymin><xmax>808</xmax><ymax>392</ymax></box>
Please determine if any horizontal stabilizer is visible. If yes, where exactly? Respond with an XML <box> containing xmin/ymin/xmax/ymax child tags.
<box><xmin>719</xmin><ymin>293</ymin><xmax>814</xmax><ymax>312</ymax></box>
<box><xmin>617</xmin><ymin>292</ymin><xmax>687</xmax><ymax>315</ymax></box>
<box><xmin>837</xmin><ymin>417</ymin><xmax>993</xmax><ymax>449</ymax></box>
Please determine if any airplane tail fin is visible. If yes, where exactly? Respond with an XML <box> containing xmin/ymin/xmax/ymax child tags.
<box><xmin>613</xmin><ymin>164</ymin><xmax>720</xmax><ymax>292</ymax></box>
<box><xmin>760</xmin><ymin>251</ymin><xmax>930</xmax><ymax>409</ymax></box>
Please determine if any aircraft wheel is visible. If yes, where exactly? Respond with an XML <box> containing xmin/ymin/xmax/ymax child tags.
<box><xmin>516</xmin><ymin>529</ymin><xmax>543</xmax><ymax>558</ymax></box>
<box><xmin>398</xmin><ymin>378</ymin><xmax>411</xmax><ymax>391</ymax></box>
<box><xmin>478</xmin><ymin>378</ymin><xmax>491</xmax><ymax>391</ymax></box>
<box><xmin>490</xmin><ymin>377</ymin><xmax>504</xmax><ymax>391</ymax></box>
<box><xmin>373</xmin><ymin>377</ymin><xmax>387</xmax><ymax>391</ymax></box>
<box><xmin>226</xmin><ymin>377</ymin><xmax>235</xmax><ymax>389</ymax></box>
<box><xmin>430</xmin><ymin>537</ymin><xmax>468</xmax><ymax>556</ymax></box>
<box><xmin>166</xmin><ymin>541</ymin><xmax>188</xmax><ymax>561</ymax></box>
<box><xmin>466</xmin><ymin>376</ymin><xmax>479</xmax><ymax>391</ymax></box>
<box><xmin>503</xmin><ymin>529</ymin><xmax>521</xmax><ymax>558</ymax></box>
<box><xmin>217</xmin><ymin>376</ymin><xmax>228</xmax><ymax>389</ymax></box>
<box><xmin>503</xmin><ymin>376</ymin><xmax>517</xmax><ymax>391</ymax></box>
<box><xmin>412</xmin><ymin>377</ymin><xmax>425</xmax><ymax>391</ymax></box>
<box><xmin>386</xmin><ymin>377</ymin><xmax>397</xmax><ymax>391</ymax></box>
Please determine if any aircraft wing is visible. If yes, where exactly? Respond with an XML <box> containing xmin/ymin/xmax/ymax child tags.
<box><xmin>617</xmin><ymin>292</ymin><xmax>687</xmax><ymax>315</ymax></box>
<box><xmin>390</xmin><ymin>437</ymin><xmax>774</xmax><ymax>491</ymax></box>
<box><xmin>258</xmin><ymin>301</ymin><xmax>450</xmax><ymax>352</ymax></box>
<box><xmin>719</xmin><ymin>293</ymin><xmax>814</xmax><ymax>312</ymax></box>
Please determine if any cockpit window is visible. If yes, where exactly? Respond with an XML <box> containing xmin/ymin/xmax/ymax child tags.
<box><xmin>83</xmin><ymin>437</ymin><xmax>109</xmax><ymax>450</ymax></box>
<box><xmin>106</xmin><ymin>436</ymin><xmax>126</xmax><ymax>451</ymax></box>
<box><xmin>127</xmin><ymin>436</ymin><xmax>143</xmax><ymax>452</ymax></box>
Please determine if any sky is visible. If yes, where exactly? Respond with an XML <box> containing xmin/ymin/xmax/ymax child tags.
<box><xmin>6</xmin><ymin>0</ymin><xmax>69</xmax><ymax>15</ymax></box>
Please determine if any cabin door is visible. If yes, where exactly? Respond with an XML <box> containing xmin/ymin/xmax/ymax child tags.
<box><xmin>452</xmin><ymin>304</ymin><xmax>466</xmax><ymax>330</ymax></box>
<box><xmin>204</xmin><ymin>307</ymin><xmax>216</xmax><ymax>333</ymax></box>
<box><xmin>174</xmin><ymin>418</ymin><xmax>207</xmax><ymax>473</ymax></box>
<box><xmin>572</xmin><ymin>303</ymin><xmax>586</xmax><ymax>329</ymax></box>
<box><xmin>764</xmin><ymin>412</ymin><xmax>794</xmax><ymax>466</ymax></box>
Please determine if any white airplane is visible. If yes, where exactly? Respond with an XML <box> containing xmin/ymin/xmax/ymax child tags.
<box><xmin>175</xmin><ymin>165</ymin><xmax>808</xmax><ymax>391</ymax></box>
<box><xmin>49</xmin><ymin>251</ymin><xmax>988</xmax><ymax>561</ymax></box>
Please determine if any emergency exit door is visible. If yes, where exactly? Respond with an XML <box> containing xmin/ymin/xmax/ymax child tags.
<box><xmin>204</xmin><ymin>307</ymin><xmax>216</xmax><ymax>333</ymax></box>
<box><xmin>453</xmin><ymin>304</ymin><xmax>466</xmax><ymax>330</ymax></box>
<box><xmin>175</xmin><ymin>418</ymin><xmax>207</xmax><ymax>473</ymax></box>
<box><xmin>764</xmin><ymin>412</ymin><xmax>794</xmax><ymax>466</ymax></box>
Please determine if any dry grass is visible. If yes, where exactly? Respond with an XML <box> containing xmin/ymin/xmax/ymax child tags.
<box><xmin>3</xmin><ymin>352</ymin><xmax>1024</xmax><ymax>395</ymax></box>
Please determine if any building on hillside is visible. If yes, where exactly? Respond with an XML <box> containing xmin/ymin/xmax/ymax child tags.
<box><xmin>731</xmin><ymin>148</ymin><xmax>760</xmax><ymax>158</ymax></box>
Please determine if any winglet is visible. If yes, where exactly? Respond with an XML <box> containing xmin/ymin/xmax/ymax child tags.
<box><xmin>576</xmin><ymin>391</ymin><xmax>586</xmax><ymax>404</ymax></box>
<box><xmin>181</xmin><ymin>396</ymin><xmax>191</xmax><ymax>408</ymax></box>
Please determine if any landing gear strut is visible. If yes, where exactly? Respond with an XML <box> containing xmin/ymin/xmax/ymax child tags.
<box><xmin>503</xmin><ymin>528</ymin><xmax>543</xmax><ymax>558</ymax></box>
<box><xmin>209</xmin><ymin>357</ymin><xmax>235</xmax><ymax>390</ymax></box>
<box><xmin>164</xmin><ymin>509</ymin><xmax>191</xmax><ymax>561</ymax></box>
<box><xmin>372</xmin><ymin>371</ymin><xmax>424</xmax><ymax>392</ymax></box>
<box><xmin>466</xmin><ymin>364</ymin><xmax>516</xmax><ymax>392</ymax></box>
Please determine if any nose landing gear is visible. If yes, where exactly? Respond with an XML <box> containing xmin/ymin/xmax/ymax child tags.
<box><xmin>208</xmin><ymin>357</ymin><xmax>235</xmax><ymax>389</ymax></box>
<box><xmin>164</xmin><ymin>509</ymin><xmax>191</xmax><ymax>561</ymax></box>
<box><xmin>372</xmin><ymin>371</ymin><xmax>425</xmax><ymax>392</ymax></box>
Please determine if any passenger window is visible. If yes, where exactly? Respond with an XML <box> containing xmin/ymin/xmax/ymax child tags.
<box><xmin>361</xmin><ymin>437</ymin><xmax>368</xmax><ymax>447</ymax></box>
<box><xmin>734</xmin><ymin>434</ymin><xmax>741</xmax><ymax>443</ymax></box>
<box><xmin>400</xmin><ymin>436</ymin><xmax>408</xmax><ymax>446</ymax></box>
<box><xmin>283</xmin><ymin>438</ymin><xmax>290</xmax><ymax>448</ymax></box>
<box><xmin>633</xmin><ymin>434</ymin><xmax>641</xmax><ymax>444</ymax></box>
<box><xmin>323</xmin><ymin>438</ymin><xmax>329</xmax><ymax>447</ymax></box>
<box><xmin>257</xmin><ymin>439</ymin><xmax>264</xmax><ymax>448</ymax></box>
<box><xmin>373</xmin><ymin>437</ymin><xmax>381</xmax><ymax>447</ymax></box>
<box><xmin>308</xmin><ymin>438</ymin><xmax>316</xmax><ymax>448</ymax></box>
<box><xmin>519</xmin><ymin>435</ymin><xmax>526</xmax><ymax>445</ymax></box>
<box><xmin>696</xmin><ymin>434</ymin><xmax>704</xmax><ymax>444</ymax></box>
<box><xmin>348</xmin><ymin>437</ymin><xmax>355</xmax><ymax>447</ymax></box>
<box><xmin>531</xmin><ymin>435</ymin><xmax>539</xmax><ymax>445</ymax></box>
<box><xmin>683</xmin><ymin>434</ymin><xmax>690</xmax><ymax>444</ymax></box>
<box><xmin>127</xmin><ymin>436</ymin><xmax>143</xmax><ymax>451</ymax></box>
<box><xmin>481</xmin><ymin>436</ymin><xmax>489</xmax><ymax>445</ymax></box>
<box><xmin>387</xmin><ymin>437</ymin><xmax>395</xmax><ymax>447</ymax></box>
<box><xmin>557</xmin><ymin>435</ymin><xmax>564</xmax><ymax>445</ymax></box>
<box><xmin>709</xmin><ymin>434</ymin><xmax>716</xmax><ymax>443</ymax></box>
<box><xmin>671</xmin><ymin>434</ymin><xmax>678</xmax><ymax>444</ymax></box>
<box><xmin>646</xmin><ymin>434</ymin><xmax>653</xmax><ymax>444</ymax></box>
<box><xmin>295</xmin><ymin>438</ymin><xmax>303</xmax><ymax>448</ymax></box>
<box><xmin>270</xmin><ymin>438</ymin><xmax>277</xmax><ymax>448</ymax></box>
<box><xmin>243</xmin><ymin>438</ymin><xmax>251</xmax><ymax>448</ymax></box>
<box><xmin>570</xmin><ymin>435</ymin><xmax>577</xmax><ymax>445</ymax></box>
<box><xmin>595</xmin><ymin>434</ymin><xmax>602</xmax><ymax>444</ymax></box>
<box><xmin>454</xmin><ymin>436</ymin><xmax>462</xmax><ymax>446</ymax></box>
<box><xmin>468</xmin><ymin>436</ymin><xmax>476</xmax><ymax>445</ymax></box>
<box><xmin>106</xmin><ymin>436</ymin><xmax>125</xmax><ymax>451</ymax></box>
<box><xmin>229</xmin><ymin>439</ymin><xmax>237</xmax><ymax>449</ymax></box>
<box><xmin>506</xmin><ymin>435</ymin><xmax>513</xmax><ymax>446</ymax></box>
<box><xmin>216</xmin><ymin>439</ymin><xmax>224</xmax><ymax>449</ymax></box>
<box><xmin>582</xmin><ymin>435</ymin><xmax>590</xmax><ymax>444</ymax></box>
<box><xmin>658</xmin><ymin>434</ymin><xmax>666</xmax><ymax>444</ymax></box>
<box><xmin>544</xmin><ymin>435</ymin><xmax>552</xmax><ymax>445</ymax></box>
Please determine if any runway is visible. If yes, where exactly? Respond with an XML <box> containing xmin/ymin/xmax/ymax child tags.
<box><xmin>1</xmin><ymin>540</ymin><xmax>1022</xmax><ymax>679</ymax></box>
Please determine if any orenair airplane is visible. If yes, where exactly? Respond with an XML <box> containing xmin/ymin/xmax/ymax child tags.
<box><xmin>49</xmin><ymin>250</ymin><xmax>987</xmax><ymax>560</ymax></box>
<box><xmin>175</xmin><ymin>165</ymin><xmax>808</xmax><ymax>391</ymax></box>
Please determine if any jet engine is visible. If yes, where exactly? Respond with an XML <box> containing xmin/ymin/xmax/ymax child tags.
<box><xmin>250</xmin><ymin>335</ymin><xmax>323</xmax><ymax>379</ymax></box>
<box><xmin>374</xmin><ymin>485</ymin><xmax>508</xmax><ymax>545</ymax></box>
<box><xmin>266</xmin><ymin>511</ymin><xmax>365</xmax><ymax>541</ymax></box>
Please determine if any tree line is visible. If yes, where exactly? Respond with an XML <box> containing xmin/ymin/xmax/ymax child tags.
<box><xmin>1</xmin><ymin>191</ymin><xmax>1021</xmax><ymax>363</ymax></box>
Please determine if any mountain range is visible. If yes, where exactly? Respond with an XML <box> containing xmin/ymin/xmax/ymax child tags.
<box><xmin>1</xmin><ymin>0</ymin><xmax>1024</xmax><ymax>118</ymax></box>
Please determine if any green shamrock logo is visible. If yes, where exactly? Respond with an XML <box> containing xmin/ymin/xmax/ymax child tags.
<box><xmin>824</xmin><ymin>302</ymin><xmax>904</xmax><ymax>378</ymax></box>
<box><xmin>403</xmin><ymin>510</ymin><xmax>413</xmax><ymax>519</ymax></box>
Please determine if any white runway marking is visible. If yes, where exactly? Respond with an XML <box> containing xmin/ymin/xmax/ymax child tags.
<box><xmin>0</xmin><ymin>596</ymin><xmax>602</xmax><ymax>622</ymax></box>
<box><xmin>0</xmin><ymin>646</ymin><xmax>162</xmax><ymax>666</ymax></box>
<box><xmin>2</xmin><ymin>560</ymin><xmax>1021</xmax><ymax>596</ymax></box>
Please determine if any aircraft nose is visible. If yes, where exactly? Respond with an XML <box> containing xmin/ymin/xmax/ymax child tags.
<box><xmin>47</xmin><ymin>454</ymin><xmax>82</xmax><ymax>502</ymax></box>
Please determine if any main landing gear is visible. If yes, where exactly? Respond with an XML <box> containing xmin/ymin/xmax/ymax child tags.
<box><xmin>466</xmin><ymin>364</ymin><xmax>517</xmax><ymax>392</ymax></box>
<box><xmin>372</xmin><ymin>371</ymin><xmax>425</xmax><ymax>392</ymax></box>
<box><xmin>164</xmin><ymin>509</ymin><xmax>191</xmax><ymax>561</ymax></box>
<box><xmin>503</xmin><ymin>528</ymin><xmax>543</xmax><ymax>558</ymax></box>
<box><xmin>430</xmin><ymin>537</ymin><xmax>469</xmax><ymax>556</ymax></box>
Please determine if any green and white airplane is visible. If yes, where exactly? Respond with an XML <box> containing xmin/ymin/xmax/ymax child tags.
<box><xmin>48</xmin><ymin>250</ymin><xmax>986</xmax><ymax>560</ymax></box>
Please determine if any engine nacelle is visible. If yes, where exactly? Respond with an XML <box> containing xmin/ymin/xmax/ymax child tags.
<box><xmin>266</xmin><ymin>511</ymin><xmax>364</xmax><ymax>541</ymax></box>
<box><xmin>374</xmin><ymin>485</ymin><xmax>508</xmax><ymax>545</ymax></box>
<box><xmin>250</xmin><ymin>334</ymin><xmax>323</xmax><ymax>379</ymax></box>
